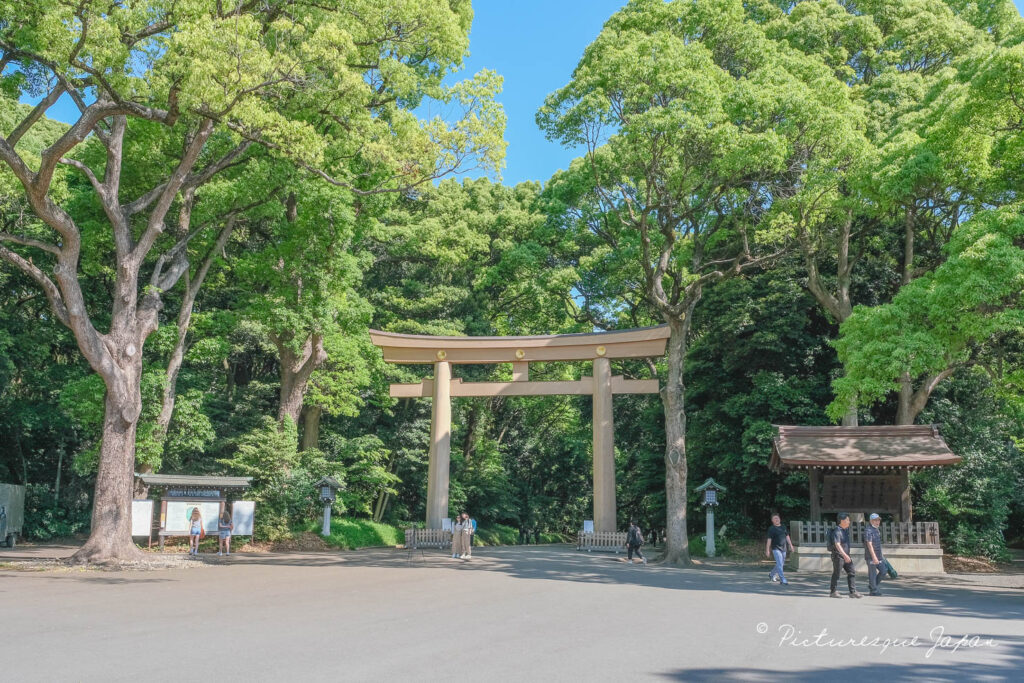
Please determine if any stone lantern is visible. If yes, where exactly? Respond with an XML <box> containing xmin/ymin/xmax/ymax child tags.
<box><xmin>695</xmin><ymin>478</ymin><xmax>726</xmax><ymax>557</ymax></box>
<box><xmin>315</xmin><ymin>476</ymin><xmax>342</xmax><ymax>537</ymax></box>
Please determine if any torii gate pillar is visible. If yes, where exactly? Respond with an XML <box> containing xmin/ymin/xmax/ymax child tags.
<box><xmin>425</xmin><ymin>360</ymin><xmax>451</xmax><ymax>530</ymax></box>
<box><xmin>592</xmin><ymin>356</ymin><xmax>616</xmax><ymax>532</ymax></box>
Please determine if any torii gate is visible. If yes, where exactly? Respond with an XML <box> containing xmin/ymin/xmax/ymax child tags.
<box><xmin>369</xmin><ymin>326</ymin><xmax>670</xmax><ymax>532</ymax></box>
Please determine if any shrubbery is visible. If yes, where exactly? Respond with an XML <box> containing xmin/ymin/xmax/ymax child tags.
<box><xmin>219</xmin><ymin>417</ymin><xmax>344</xmax><ymax>540</ymax></box>
<box><xmin>22</xmin><ymin>483</ymin><xmax>91</xmax><ymax>540</ymax></box>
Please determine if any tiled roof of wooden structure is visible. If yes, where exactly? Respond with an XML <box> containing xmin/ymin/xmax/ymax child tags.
<box><xmin>136</xmin><ymin>474</ymin><xmax>252</xmax><ymax>490</ymax></box>
<box><xmin>769</xmin><ymin>425</ymin><xmax>962</xmax><ymax>472</ymax></box>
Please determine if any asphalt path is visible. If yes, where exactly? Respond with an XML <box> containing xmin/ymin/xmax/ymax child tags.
<box><xmin>1</xmin><ymin>545</ymin><xmax>1022</xmax><ymax>681</ymax></box>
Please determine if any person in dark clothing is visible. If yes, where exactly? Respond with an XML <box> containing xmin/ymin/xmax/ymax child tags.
<box><xmin>864</xmin><ymin>513</ymin><xmax>886</xmax><ymax>596</ymax></box>
<box><xmin>626</xmin><ymin>521</ymin><xmax>646</xmax><ymax>565</ymax></box>
<box><xmin>765</xmin><ymin>513</ymin><xmax>794</xmax><ymax>585</ymax></box>
<box><xmin>829</xmin><ymin>512</ymin><xmax>862</xmax><ymax>598</ymax></box>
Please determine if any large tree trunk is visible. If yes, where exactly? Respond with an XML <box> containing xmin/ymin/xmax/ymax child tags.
<box><xmin>896</xmin><ymin>373</ymin><xmax>916</xmax><ymax>426</ymax></box>
<box><xmin>661</xmin><ymin>309</ymin><xmax>695</xmax><ymax>566</ymax></box>
<box><xmin>72</xmin><ymin>359</ymin><xmax>145</xmax><ymax>564</ymax></box>
<box><xmin>300</xmin><ymin>404</ymin><xmax>322</xmax><ymax>451</ymax></box>
<box><xmin>895</xmin><ymin>369</ymin><xmax>954</xmax><ymax>425</ymax></box>
<box><xmin>896</xmin><ymin>207</ymin><xmax>917</xmax><ymax>422</ymax></box>
<box><xmin>276</xmin><ymin>334</ymin><xmax>327</xmax><ymax>426</ymax></box>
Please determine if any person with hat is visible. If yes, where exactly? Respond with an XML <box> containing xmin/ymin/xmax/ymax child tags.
<box><xmin>864</xmin><ymin>513</ymin><xmax>886</xmax><ymax>596</ymax></box>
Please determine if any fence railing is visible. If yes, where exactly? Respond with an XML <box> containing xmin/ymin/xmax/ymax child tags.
<box><xmin>404</xmin><ymin>528</ymin><xmax>452</xmax><ymax>549</ymax></box>
<box><xmin>790</xmin><ymin>521</ymin><xmax>940</xmax><ymax>548</ymax></box>
<box><xmin>576</xmin><ymin>531</ymin><xmax>629</xmax><ymax>553</ymax></box>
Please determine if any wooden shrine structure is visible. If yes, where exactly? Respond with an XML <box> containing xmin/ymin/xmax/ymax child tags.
<box><xmin>769</xmin><ymin>425</ymin><xmax>962</xmax><ymax>521</ymax></box>
<box><xmin>370</xmin><ymin>326</ymin><xmax>670</xmax><ymax>532</ymax></box>
<box><xmin>769</xmin><ymin>425</ymin><xmax>962</xmax><ymax>574</ymax></box>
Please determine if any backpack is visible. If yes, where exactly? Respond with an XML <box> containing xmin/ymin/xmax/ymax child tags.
<box><xmin>827</xmin><ymin>527</ymin><xmax>841</xmax><ymax>553</ymax></box>
<box><xmin>628</xmin><ymin>526</ymin><xmax>643</xmax><ymax>546</ymax></box>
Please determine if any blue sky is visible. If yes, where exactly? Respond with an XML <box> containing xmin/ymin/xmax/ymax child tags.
<box><xmin>458</xmin><ymin>1</ymin><xmax>628</xmax><ymax>185</ymax></box>
<box><xmin>472</xmin><ymin>0</ymin><xmax>1024</xmax><ymax>185</ymax></box>
<box><xmin>18</xmin><ymin>0</ymin><xmax>1024</xmax><ymax>187</ymax></box>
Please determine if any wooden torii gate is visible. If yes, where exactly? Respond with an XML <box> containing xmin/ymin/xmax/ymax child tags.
<box><xmin>369</xmin><ymin>326</ymin><xmax>670</xmax><ymax>532</ymax></box>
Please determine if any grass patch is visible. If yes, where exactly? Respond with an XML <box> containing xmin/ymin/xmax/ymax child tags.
<box><xmin>473</xmin><ymin>523</ymin><xmax>518</xmax><ymax>546</ymax></box>
<box><xmin>296</xmin><ymin>518</ymin><xmax>404</xmax><ymax>550</ymax></box>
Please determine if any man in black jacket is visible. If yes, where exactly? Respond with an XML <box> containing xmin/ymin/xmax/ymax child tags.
<box><xmin>829</xmin><ymin>513</ymin><xmax>862</xmax><ymax>598</ymax></box>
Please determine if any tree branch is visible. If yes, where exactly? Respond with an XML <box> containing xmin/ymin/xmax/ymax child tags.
<box><xmin>0</xmin><ymin>231</ymin><xmax>61</xmax><ymax>256</ymax></box>
<box><xmin>0</xmin><ymin>245</ymin><xmax>70</xmax><ymax>325</ymax></box>
<box><xmin>8</xmin><ymin>84</ymin><xmax>65</xmax><ymax>146</ymax></box>
<box><xmin>133</xmin><ymin>119</ymin><xmax>215</xmax><ymax>260</ymax></box>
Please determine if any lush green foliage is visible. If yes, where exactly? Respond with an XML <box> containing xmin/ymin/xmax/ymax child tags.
<box><xmin>1</xmin><ymin>1</ymin><xmax>1021</xmax><ymax>560</ymax></box>
<box><xmin>218</xmin><ymin>417</ymin><xmax>342</xmax><ymax>539</ymax></box>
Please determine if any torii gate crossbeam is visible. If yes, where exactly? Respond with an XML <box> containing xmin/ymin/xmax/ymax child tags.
<box><xmin>369</xmin><ymin>326</ymin><xmax>670</xmax><ymax>532</ymax></box>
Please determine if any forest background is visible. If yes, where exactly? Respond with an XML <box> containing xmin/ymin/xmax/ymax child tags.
<box><xmin>2</xmin><ymin>0</ymin><xmax>1023</xmax><ymax>562</ymax></box>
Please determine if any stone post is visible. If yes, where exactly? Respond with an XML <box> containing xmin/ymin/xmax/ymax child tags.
<box><xmin>426</xmin><ymin>360</ymin><xmax>452</xmax><ymax>529</ymax></box>
<box><xmin>705</xmin><ymin>507</ymin><xmax>716</xmax><ymax>557</ymax></box>
<box><xmin>592</xmin><ymin>356</ymin><xmax>616</xmax><ymax>532</ymax></box>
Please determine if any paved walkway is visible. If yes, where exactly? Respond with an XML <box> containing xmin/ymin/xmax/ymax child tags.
<box><xmin>1</xmin><ymin>545</ymin><xmax>1021</xmax><ymax>681</ymax></box>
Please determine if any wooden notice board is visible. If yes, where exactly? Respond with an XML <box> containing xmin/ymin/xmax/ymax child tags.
<box><xmin>821</xmin><ymin>475</ymin><xmax>902</xmax><ymax>513</ymax></box>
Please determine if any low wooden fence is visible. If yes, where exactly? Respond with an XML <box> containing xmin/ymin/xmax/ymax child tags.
<box><xmin>790</xmin><ymin>521</ymin><xmax>940</xmax><ymax>548</ymax></box>
<box><xmin>404</xmin><ymin>528</ymin><xmax>452</xmax><ymax>549</ymax></box>
<box><xmin>576</xmin><ymin>531</ymin><xmax>629</xmax><ymax>553</ymax></box>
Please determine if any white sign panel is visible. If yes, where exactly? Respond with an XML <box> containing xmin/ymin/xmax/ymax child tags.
<box><xmin>131</xmin><ymin>500</ymin><xmax>153</xmax><ymax>537</ymax></box>
<box><xmin>583</xmin><ymin>520</ymin><xmax>594</xmax><ymax>534</ymax></box>
<box><xmin>165</xmin><ymin>501</ymin><xmax>221</xmax><ymax>534</ymax></box>
<box><xmin>442</xmin><ymin>517</ymin><xmax>453</xmax><ymax>531</ymax></box>
<box><xmin>231</xmin><ymin>501</ymin><xmax>255</xmax><ymax>535</ymax></box>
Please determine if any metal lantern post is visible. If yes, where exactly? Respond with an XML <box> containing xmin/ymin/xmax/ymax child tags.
<box><xmin>315</xmin><ymin>477</ymin><xmax>342</xmax><ymax>537</ymax></box>
<box><xmin>695</xmin><ymin>478</ymin><xmax>726</xmax><ymax>558</ymax></box>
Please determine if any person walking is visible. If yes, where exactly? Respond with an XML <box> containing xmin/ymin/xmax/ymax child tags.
<box><xmin>864</xmin><ymin>513</ymin><xmax>886</xmax><ymax>596</ymax></box>
<box><xmin>188</xmin><ymin>507</ymin><xmax>204</xmax><ymax>556</ymax></box>
<box><xmin>765</xmin><ymin>513</ymin><xmax>795</xmax><ymax>585</ymax></box>
<box><xmin>829</xmin><ymin>512</ymin><xmax>862</xmax><ymax>598</ymax></box>
<box><xmin>461</xmin><ymin>513</ymin><xmax>474</xmax><ymax>559</ymax></box>
<box><xmin>626</xmin><ymin>521</ymin><xmax>646</xmax><ymax>565</ymax></box>
<box><xmin>217</xmin><ymin>508</ymin><xmax>233</xmax><ymax>556</ymax></box>
<box><xmin>451</xmin><ymin>515</ymin><xmax>465</xmax><ymax>559</ymax></box>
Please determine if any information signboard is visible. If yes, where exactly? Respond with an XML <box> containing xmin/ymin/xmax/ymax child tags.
<box><xmin>165</xmin><ymin>501</ymin><xmax>221</xmax><ymax>534</ymax></box>
<box><xmin>231</xmin><ymin>501</ymin><xmax>255</xmax><ymax>535</ymax></box>
<box><xmin>131</xmin><ymin>500</ymin><xmax>153</xmax><ymax>537</ymax></box>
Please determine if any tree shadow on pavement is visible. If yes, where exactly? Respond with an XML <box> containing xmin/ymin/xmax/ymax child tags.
<box><xmin>219</xmin><ymin>544</ymin><xmax>1024</xmax><ymax>622</ymax></box>
<box><xmin>658</xmin><ymin>635</ymin><xmax>1024</xmax><ymax>681</ymax></box>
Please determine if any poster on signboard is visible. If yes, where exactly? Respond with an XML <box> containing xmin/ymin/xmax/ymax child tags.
<box><xmin>231</xmin><ymin>501</ymin><xmax>255</xmax><ymax>535</ymax></box>
<box><xmin>165</xmin><ymin>501</ymin><xmax>221</xmax><ymax>534</ymax></box>
<box><xmin>131</xmin><ymin>500</ymin><xmax>153</xmax><ymax>537</ymax></box>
